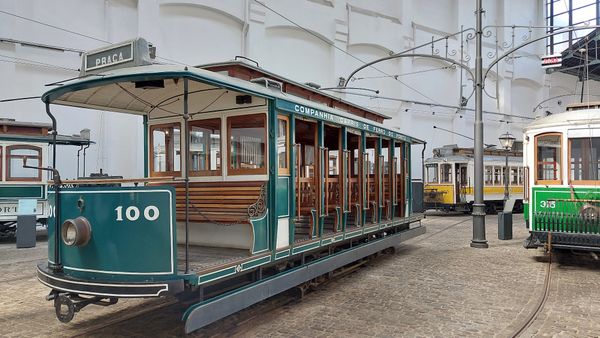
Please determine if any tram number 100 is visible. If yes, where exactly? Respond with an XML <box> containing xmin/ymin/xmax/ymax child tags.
<box><xmin>115</xmin><ymin>205</ymin><xmax>160</xmax><ymax>222</ymax></box>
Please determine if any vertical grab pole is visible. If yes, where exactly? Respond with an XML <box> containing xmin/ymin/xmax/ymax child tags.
<box><xmin>295</xmin><ymin>144</ymin><xmax>301</xmax><ymax>218</ymax></box>
<box><xmin>183</xmin><ymin>76</ymin><xmax>190</xmax><ymax>274</ymax></box>
<box><xmin>82</xmin><ymin>143</ymin><xmax>90</xmax><ymax>177</ymax></box>
<box><xmin>76</xmin><ymin>145</ymin><xmax>83</xmax><ymax>178</ymax></box>
<box><xmin>46</xmin><ymin>101</ymin><xmax>62</xmax><ymax>271</ymax></box>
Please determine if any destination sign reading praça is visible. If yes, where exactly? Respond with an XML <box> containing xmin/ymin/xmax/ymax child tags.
<box><xmin>85</xmin><ymin>41</ymin><xmax>134</xmax><ymax>71</ymax></box>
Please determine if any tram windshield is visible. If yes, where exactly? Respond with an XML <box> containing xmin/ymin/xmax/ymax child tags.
<box><xmin>536</xmin><ymin>134</ymin><xmax>561</xmax><ymax>183</ymax></box>
<box><xmin>569</xmin><ymin>137</ymin><xmax>600</xmax><ymax>182</ymax></box>
<box><xmin>7</xmin><ymin>146</ymin><xmax>41</xmax><ymax>180</ymax></box>
<box><xmin>189</xmin><ymin>118</ymin><xmax>221</xmax><ymax>176</ymax></box>
<box><xmin>151</xmin><ymin>124</ymin><xmax>181</xmax><ymax>175</ymax></box>
<box><xmin>426</xmin><ymin>164</ymin><xmax>439</xmax><ymax>183</ymax></box>
<box><xmin>440</xmin><ymin>163</ymin><xmax>452</xmax><ymax>183</ymax></box>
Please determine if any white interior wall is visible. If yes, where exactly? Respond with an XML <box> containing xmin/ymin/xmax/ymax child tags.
<box><xmin>0</xmin><ymin>0</ymin><xmax>597</xmax><ymax>180</ymax></box>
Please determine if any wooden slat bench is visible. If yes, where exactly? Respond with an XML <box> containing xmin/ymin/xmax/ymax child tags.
<box><xmin>173</xmin><ymin>181</ymin><xmax>266</xmax><ymax>224</ymax></box>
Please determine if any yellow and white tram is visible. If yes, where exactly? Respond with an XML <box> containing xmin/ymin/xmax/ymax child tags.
<box><xmin>424</xmin><ymin>145</ymin><xmax>524</xmax><ymax>213</ymax></box>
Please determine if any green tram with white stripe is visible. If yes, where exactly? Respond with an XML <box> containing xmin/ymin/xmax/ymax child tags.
<box><xmin>37</xmin><ymin>39</ymin><xmax>426</xmax><ymax>332</ymax></box>
<box><xmin>0</xmin><ymin>119</ymin><xmax>91</xmax><ymax>237</ymax></box>
<box><xmin>524</xmin><ymin>103</ymin><xmax>600</xmax><ymax>251</ymax></box>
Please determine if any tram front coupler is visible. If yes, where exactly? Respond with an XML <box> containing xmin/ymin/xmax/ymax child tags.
<box><xmin>46</xmin><ymin>290</ymin><xmax>118</xmax><ymax>323</ymax></box>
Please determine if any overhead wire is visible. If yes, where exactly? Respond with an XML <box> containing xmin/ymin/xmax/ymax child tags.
<box><xmin>0</xmin><ymin>54</ymin><xmax>79</xmax><ymax>72</ymax></box>
<box><xmin>252</xmin><ymin>0</ymin><xmax>441</xmax><ymax>105</ymax></box>
<box><xmin>0</xmin><ymin>9</ymin><xmax>188</xmax><ymax>67</ymax></box>
<box><xmin>352</xmin><ymin>66</ymin><xmax>453</xmax><ymax>81</ymax></box>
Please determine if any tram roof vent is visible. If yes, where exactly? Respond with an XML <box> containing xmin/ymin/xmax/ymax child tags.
<box><xmin>250</xmin><ymin>77</ymin><xmax>284</xmax><ymax>93</ymax></box>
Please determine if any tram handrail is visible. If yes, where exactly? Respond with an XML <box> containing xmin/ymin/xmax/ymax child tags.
<box><xmin>48</xmin><ymin>176</ymin><xmax>179</xmax><ymax>185</ymax></box>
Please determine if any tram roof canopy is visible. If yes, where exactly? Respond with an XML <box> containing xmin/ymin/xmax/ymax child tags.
<box><xmin>42</xmin><ymin>64</ymin><xmax>424</xmax><ymax>144</ymax></box>
<box><xmin>524</xmin><ymin>108</ymin><xmax>600</xmax><ymax>131</ymax></box>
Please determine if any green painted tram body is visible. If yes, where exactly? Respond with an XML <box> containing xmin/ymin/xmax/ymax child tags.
<box><xmin>529</xmin><ymin>187</ymin><xmax>600</xmax><ymax>233</ymax></box>
<box><xmin>36</xmin><ymin>39</ymin><xmax>425</xmax><ymax>330</ymax></box>
<box><xmin>523</xmin><ymin>105</ymin><xmax>600</xmax><ymax>251</ymax></box>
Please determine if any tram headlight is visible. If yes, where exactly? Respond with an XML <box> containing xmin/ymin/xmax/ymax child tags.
<box><xmin>61</xmin><ymin>217</ymin><xmax>92</xmax><ymax>247</ymax></box>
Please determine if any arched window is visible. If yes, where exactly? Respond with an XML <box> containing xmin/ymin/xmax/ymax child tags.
<box><xmin>535</xmin><ymin>133</ymin><xmax>562</xmax><ymax>184</ymax></box>
<box><xmin>6</xmin><ymin>145</ymin><xmax>42</xmax><ymax>181</ymax></box>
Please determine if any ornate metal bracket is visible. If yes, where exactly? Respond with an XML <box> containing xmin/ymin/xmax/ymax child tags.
<box><xmin>248</xmin><ymin>184</ymin><xmax>267</xmax><ymax>218</ymax></box>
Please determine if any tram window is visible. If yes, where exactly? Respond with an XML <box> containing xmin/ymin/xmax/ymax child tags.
<box><xmin>151</xmin><ymin>123</ymin><xmax>181</xmax><ymax>175</ymax></box>
<box><xmin>381</xmin><ymin>141</ymin><xmax>389</xmax><ymax>175</ymax></box>
<box><xmin>189</xmin><ymin>118</ymin><xmax>221</xmax><ymax>176</ymax></box>
<box><xmin>485</xmin><ymin>166</ymin><xmax>493</xmax><ymax>185</ymax></box>
<box><xmin>277</xmin><ymin>117</ymin><xmax>289</xmax><ymax>175</ymax></box>
<box><xmin>510</xmin><ymin>167</ymin><xmax>519</xmax><ymax>185</ymax></box>
<box><xmin>493</xmin><ymin>167</ymin><xmax>502</xmax><ymax>185</ymax></box>
<box><xmin>570</xmin><ymin>137</ymin><xmax>600</xmax><ymax>182</ymax></box>
<box><xmin>228</xmin><ymin>113</ymin><xmax>266</xmax><ymax>175</ymax></box>
<box><xmin>518</xmin><ymin>167</ymin><xmax>524</xmax><ymax>185</ymax></box>
<box><xmin>536</xmin><ymin>133</ymin><xmax>561</xmax><ymax>183</ymax></box>
<box><xmin>440</xmin><ymin>163</ymin><xmax>452</xmax><ymax>183</ymax></box>
<box><xmin>426</xmin><ymin>164</ymin><xmax>438</xmax><ymax>183</ymax></box>
<box><xmin>7</xmin><ymin>145</ymin><xmax>41</xmax><ymax>181</ymax></box>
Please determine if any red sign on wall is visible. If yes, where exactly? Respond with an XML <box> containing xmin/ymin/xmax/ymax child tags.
<box><xmin>541</xmin><ymin>54</ymin><xmax>562</xmax><ymax>68</ymax></box>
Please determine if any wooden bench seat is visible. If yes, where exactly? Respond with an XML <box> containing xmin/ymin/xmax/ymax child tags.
<box><xmin>173</xmin><ymin>181</ymin><xmax>265</xmax><ymax>224</ymax></box>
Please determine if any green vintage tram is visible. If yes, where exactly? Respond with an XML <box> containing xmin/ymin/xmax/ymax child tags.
<box><xmin>524</xmin><ymin>102</ymin><xmax>600</xmax><ymax>251</ymax></box>
<box><xmin>36</xmin><ymin>39</ymin><xmax>425</xmax><ymax>332</ymax></box>
<box><xmin>0</xmin><ymin>119</ymin><xmax>92</xmax><ymax>236</ymax></box>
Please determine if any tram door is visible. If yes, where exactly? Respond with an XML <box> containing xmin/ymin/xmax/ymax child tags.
<box><xmin>394</xmin><ymin>143</ymin><xmax>406</xmax><ymax>218</ymax></box>
<box><xmin>456</xmin><ymin>163</ymin><xmax>468</xmax><ymax>203</ymax></box>
<box><xmin>365</xmin><ymin>136</ymin><xmax>379</xmax><ymax>223</ymax></box>
<box><xmin>294</xmin><ymin>119</ymin><xmax>318</xmax><ymax>240</ymax></box>
<box><xmin>346</xmin><ymin>131</ymin><xmax>362</xmax><ymax>227</ymax></box>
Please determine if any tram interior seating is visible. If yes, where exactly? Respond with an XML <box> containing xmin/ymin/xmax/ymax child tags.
<box><xmin>172</xmin><ymin>181</ymin><xmax>265</xmax><ymax>255</ymax></box>
<box><xmin>294</xmin><ymin>119</ymin><xmax>317</xmax><ymax>241</ymax></box>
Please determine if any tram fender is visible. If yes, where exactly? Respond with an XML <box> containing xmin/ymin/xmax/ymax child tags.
<box><xmin>183</xmin><ymin>225</ymin><xmax>426</xmax><ymax>333</ymax></box>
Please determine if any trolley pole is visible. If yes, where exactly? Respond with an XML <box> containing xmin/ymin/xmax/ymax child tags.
<box><xmin>471</xmin><ymin>0</ymin><xmax>488</xmax><ymax>248</ymax></box>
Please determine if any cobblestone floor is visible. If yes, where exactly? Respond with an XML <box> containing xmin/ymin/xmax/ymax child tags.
<box><xmin>1</xmin><ymin>214</ymin><xmax>600</xmax><ymax>337</ymax></box>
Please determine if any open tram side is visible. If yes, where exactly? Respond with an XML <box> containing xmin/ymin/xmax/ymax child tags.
<box><xmin>35</xmin><ymin>39</ymin><xmax>426</xmax><ymax>332</ymax></box>
<box><xmin>524</xmin><ymin>103</ymin><xmax>600</xmax><ymax>251</ymax></box>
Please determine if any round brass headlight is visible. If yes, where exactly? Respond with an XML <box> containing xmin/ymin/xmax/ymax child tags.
<box><xmin>61</xmin><ymin>217</ymin><xmax>92</xmax><ymax>247</ymax></box>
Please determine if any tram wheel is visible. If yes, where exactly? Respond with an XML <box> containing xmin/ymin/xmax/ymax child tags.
<box><xmin>54</xmin><ymin>295</ymin><xmax>75</xmax><ymax>323</ymax></box>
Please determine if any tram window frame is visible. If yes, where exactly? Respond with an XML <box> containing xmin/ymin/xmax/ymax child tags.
<box><xmin>518</xmin><ymin>167</ymin><xmax>524</xmax><ymax>185</ymax></box>
<box><xmin>227</xmin><ymin>113</ymin><xmax>268</xmax><ymax>176</ymax></box>
<box><xmin>493</xmin><ymin>167</ymin><xmax>502</xmax><ymax>185</ymax></box>
<box><xmin>0</xmin><ymin>146</ymin><xmax>2</xmax><ymax>181</ymax></box>
<box><xmin>426</xmin><ymin>164</ymin><xmax>439</xmax><ymax>184</ymax></box>
<box><xmin>188</xmin><ymin>118</ymin><xmax>222</xmax><ymax>177</ymax></box>
<box><xmin>535</xmin><ymin>133</ymin><xmax>562</xmax><ymax>185</ymax></box>
<box><xmin>568</xmin><ymin>136</ymin><xmax>600</xmax><ymax>184</ymax></box>
<box><xmin>277</xmin><ymin>116</ymin><xmax>290</xmax><ymax>176</ymax></box>
<box><xmin>485</xmin><ymin>166</ymin><xmax>493</xmax><ymax>185</ymax></box>
<box><xmin>510</xmin><ymin>167</ymin><xmax>519</xmax><ymax>185</ymax></box>
<box><xmin>149</xmin><ymin>123</ymin><xmax>182</xmax><ymax>177</ymax></box>
<box><xmin>440</xmin><ymin>163</ymin><xmax>452</xmax><ymax>183</ymax></box>
<box><xmin>6</xmin><ymin>145</ymin><xmax>42</xmax><ymax>181</ymax></box>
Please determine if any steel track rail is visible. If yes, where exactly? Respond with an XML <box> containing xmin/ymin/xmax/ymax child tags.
<box><xmin>510</xmin><ymin>253</ymin><xmax>553</xmax><ymax>338</ymax></box>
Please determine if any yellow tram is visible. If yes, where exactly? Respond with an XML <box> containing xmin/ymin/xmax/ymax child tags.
<box><xmin>424</xmin><ymin>145</ymin><xmax>524</xmax><ymax>213</ymax></box>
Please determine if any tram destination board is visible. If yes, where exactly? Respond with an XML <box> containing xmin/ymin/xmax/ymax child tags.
<box><xmin>81</xmin><ymin>38</ymin><xmax>153</xmax><ymax>75</ymax></box>
<box><xmin>85</xmin><ymin>41</ymin><xmax>133</xmax><ymax>71</ymax></box>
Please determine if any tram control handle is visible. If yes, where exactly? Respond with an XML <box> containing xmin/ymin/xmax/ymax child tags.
<box><xmin>498</xmin><ymin>198</ymin><xmax>516</xmax><ymax>240</ymax></box>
